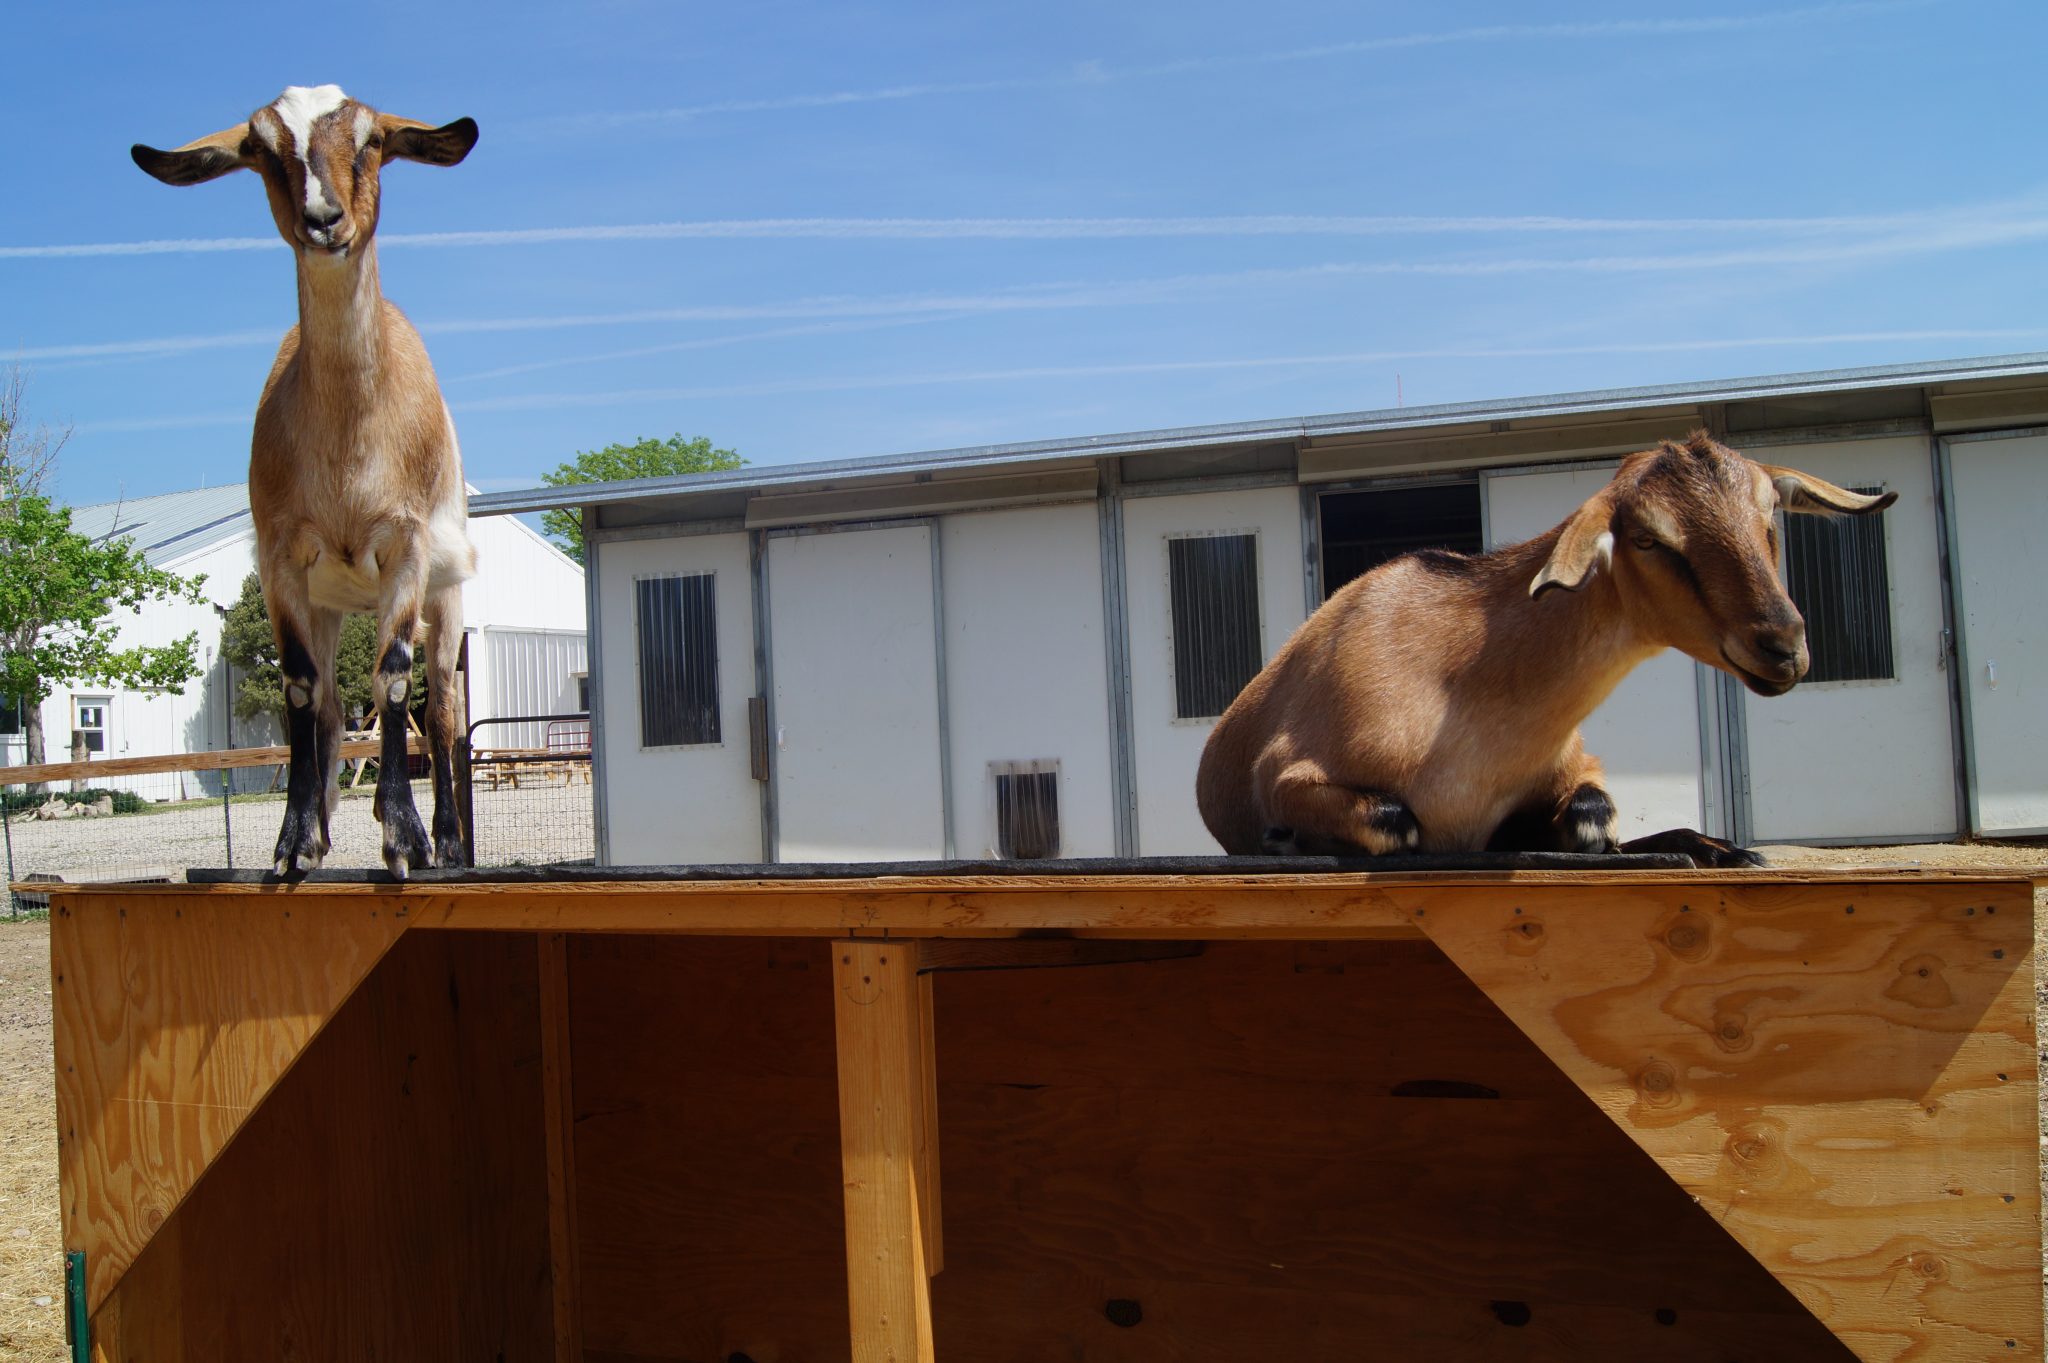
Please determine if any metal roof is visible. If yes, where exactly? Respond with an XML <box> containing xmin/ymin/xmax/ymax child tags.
<box><xmin>67</xmin><ymin>484</ymin><xmax>253</xmax><ymax>566</ymax></box>
<box><xmin>466</xmin><ymin>350</ymin><xmax>2048</xmax><ymax>518</ymax></box>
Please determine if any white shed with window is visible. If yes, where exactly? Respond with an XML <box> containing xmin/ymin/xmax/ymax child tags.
<box><xmin>473</xmin><ymin>353</ymin><xmax>2048</xmax><ymax>866</ymax></box>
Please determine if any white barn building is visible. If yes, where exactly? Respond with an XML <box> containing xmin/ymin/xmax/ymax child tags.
<box><xmin>469</xmin><ymin>353</ymin><xmax>2048</xmax><ymax>866</ymax></box>
<box><xmin>0</xmin><ymin>483</ymin><xmax>588</xmax><ymax>795</ymax></box>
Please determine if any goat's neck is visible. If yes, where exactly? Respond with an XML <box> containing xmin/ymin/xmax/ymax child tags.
<box><xmin>293</xmin><ymin>242</ymin><xmax>385</xmax><ymax>398</ymax></box>
<box><xmin>1469</xmin><ymin>534</ymin><xmax>1660</xmax><ymax>733</ymax></box>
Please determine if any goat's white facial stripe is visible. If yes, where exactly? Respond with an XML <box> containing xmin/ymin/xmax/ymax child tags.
<box><xmin>354</xmin><ymin>107</ymin><xmax>375</xmax><ymax>150</ymax></box>
<box><xmin>270</xmin><ymin>84</ymin><xmax>349</xmax><ymax>149</ymax></box>
<box><xmin>267</xmin><ymin>85</ymin><xmax>351</xmax><ymax>220</ymax></box>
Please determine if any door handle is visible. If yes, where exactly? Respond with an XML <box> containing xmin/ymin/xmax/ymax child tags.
<box><xmin>1986</xmin><ymin>660</ymin><xmax>1998</xmax><ymax>689</ymax></box>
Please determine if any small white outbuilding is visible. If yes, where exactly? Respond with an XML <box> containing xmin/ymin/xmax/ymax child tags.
<box><xmin>0</xmin><ymin>483</ymin><xmax>587</xmax><ymax>796</ymax></box>
<box><xmin>472</xmin><ymin>352</ymin><xmax>2048</xmax><ymax>865</ymax></box>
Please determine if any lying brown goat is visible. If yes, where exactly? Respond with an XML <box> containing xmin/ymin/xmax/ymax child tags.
<box><xmin>1196</xmin><ymin>432</ymin><xmax>1895</xmax><ymax>867</ymax></box>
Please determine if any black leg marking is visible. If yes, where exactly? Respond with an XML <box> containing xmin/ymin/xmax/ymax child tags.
<box><xmin>1261</xmin><ymin>790</ymin><xmax>1419</xmax><ymax>857</ymax></box>
<box><xmin>374</xmin><ymin>625</ymin><xmax>431</xmax><ymax>877</ymax></box>
<box><xmin>1621</xmin><ymin>828</ymin><xmax>1768</xmax><ymax>869</ymax></box>
<box><xmin>272</xmin><ymin>634</ymin><xmax>326</xmax><ymax>877</ymax></box>
<box><xmin>1560</xmin><ymin>782</ymin><xmax>1619</xmax><ymax>854</ymax></box>
<box><xmin>427</xmin><ymin>670</ymin><xmax>465</xmax><ymax>868</ymax></box>
<box><xmin>1361</xmin><ymin>793</ymin><xmax>1422</xmax><ymax>853</ymax></box>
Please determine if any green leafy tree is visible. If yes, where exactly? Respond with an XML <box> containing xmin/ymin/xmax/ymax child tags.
<box><xmin>538</xmin><ymin>434</ymin><xmax>744</xmax><ymax>563</ymax></box>
<box><xmin>0</xmin><ymin>491</ymin><xmax>208</xmax><ymax>769</ymax></box>
<box><xmin>220</xmin><ymin>572</ymin><xmax>427</xmax><ymax>729</ymax></box>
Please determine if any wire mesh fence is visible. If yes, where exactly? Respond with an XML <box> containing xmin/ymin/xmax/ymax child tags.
<box><xmin>3</xmin><ymin>716</ymin><xmax>595</xmax><ymax>914</ymax></box>
<box><xmin>462</xmin><ymin>713</ymin><xmax>594</xmax><ymax>870</ymax></box>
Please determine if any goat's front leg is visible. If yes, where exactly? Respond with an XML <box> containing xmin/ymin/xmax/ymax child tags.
<box><xmin>369</xmin><ymin>539</ymin><xmax>435</xmax><ymax>878</ymax></box>
<box><xmin>1259</xmin><ymin>760</ymin><xmax>1420</xmax><ymax>856</ymax></box>
<box><xmin>269</xmin><ymin>585</ymin><xmax>343</xmax><ymax>877</ymax></box>
<box><xmin>1489</xmin><ymin>749</ymin><xmax>1621</xmax><ymax>855</ymax></box>
<box><xmin>422</xmin><ymin>584</ymin><xmax>466</xmax><ymax>868</ymax></box>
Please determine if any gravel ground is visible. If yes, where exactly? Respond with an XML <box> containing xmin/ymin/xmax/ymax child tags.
<box><xmin>0</xmin><ymin>841</ymin><xmax>2039</xmax><ymax>1360</ymax></box>
<box><xmin>4</xmin><ymin>778</ymin><xmax>593</xmax><ymax>893</ymax></box>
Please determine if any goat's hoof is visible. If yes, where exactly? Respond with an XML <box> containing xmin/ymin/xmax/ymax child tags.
<box><xmin>380</xmin><ymin>810</ymin><xmax>434</xmax><ymax>878</ymax></box>
<box><xmin>1260</xmin><ymin>826</ymin><xmax>1301</xmax><ymax>855</ymax></box>
<box><xmin>272</xmin><ymin>817</ymin><xmax>327</xmax><ymax>878</ymax></box>
<box><xmin>433</xmin><ymin>830</ymin><xmax>465</xmax><ymax>868</ymax></box>
<box><xmin>1357</xmin><ymin>801</ymin><xmax>1421</xmax><ymax>856</ymax></box>
<box><xmin>1622</xmin><ymin>828</ymin><xmax>1766</xmax><ymax>869</ymax></box>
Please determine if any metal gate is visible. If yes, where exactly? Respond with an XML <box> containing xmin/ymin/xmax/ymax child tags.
<box><xmin>459</xmin><ymin>712</ymin><xmax>594</xmax><ymax>868</ymax></box>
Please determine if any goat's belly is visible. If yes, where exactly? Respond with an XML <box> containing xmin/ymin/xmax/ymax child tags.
<box><xmin>306</xmin><ymin>555</ymin><xmax>381</xmax><ymax>613</ymax></box>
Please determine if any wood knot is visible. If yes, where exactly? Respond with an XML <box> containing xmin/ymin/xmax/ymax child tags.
<box><xmin>1663</xmin><ymin>919</ymin><xmax>1709</xmax><ymax>960</ymax></box>
<box><xmin>1634</xmin><ymin>1060</ymin><xmax>1682</xmax><ymax>1108</ymax></box>
<box><xmin>1711</xmin><ymin>1012</ymin><xmax>1753</xmax><ymax>1053</ymax></box>
<box><xmin>1911</xmin><ymin>1253</ymin><xmax>1949</xmax><ymax>1284</ymax></box>
<box><xmin>1503</xmin><ymin>918</ymin><xmax>1546</xmax><ymax>956</ymax></box>
<box><xmin>1724</xmin><ymin>1121</ymin><xmax>1790</xmax><ymax>1183</ymax></box>
<box><xmin>1883</xmin><ymin>954</ymin><xmax>1955</xmax><ymax>1010</ymax></box>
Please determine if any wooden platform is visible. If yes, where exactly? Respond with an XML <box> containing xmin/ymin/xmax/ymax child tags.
<box><xmin>41</xmin><ymin>862</ymin><xmax>2044</xmax><ymax>1362</ymax></box>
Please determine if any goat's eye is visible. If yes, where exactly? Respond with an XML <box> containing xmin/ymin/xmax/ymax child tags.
<box><xmin>1631</xmin><ymin>533</ymin><xmax>1658</xmax><ymax>551</ymax></box>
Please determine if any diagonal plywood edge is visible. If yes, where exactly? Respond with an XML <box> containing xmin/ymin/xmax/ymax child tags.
<box><xmin>1414</xmin><ymin>880</ymin><xmax>2041</xmax><ymax>1363</ymax></box>
<box><xmin>53</xmin><ymin>890</ymin><xmax>414</xmax><ymax>1313</ymax></box>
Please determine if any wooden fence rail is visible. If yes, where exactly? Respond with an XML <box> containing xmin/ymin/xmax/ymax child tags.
<box><xmin>1</xmin><ymin>738</ymin><xmax>428</xmax><ymax>789</ymax></box>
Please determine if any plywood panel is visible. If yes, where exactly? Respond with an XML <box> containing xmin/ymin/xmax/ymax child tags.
<box><xmin>1415</xmin><ymin>880</ymin><xmax>2039</xmax><ymax>1361</ymax></box>
<box><xmin>52</xmin><ymin>892</ymin><xmax>413</xmax><ymax>1312</ymax></box>
<box><xmin>572</xmin><ymin>935</ymin><xmax>1849</xmax><ymax>1361</ymax></box>
<box><xmin>90</xmin><ymin>931</ymin><xmax>554</xmax><ymax>1361</ymax></box>
<box><xmin>571</xmin><ymin>936</ymin><xmax>850</xmax><ymax>1362</ymax></box>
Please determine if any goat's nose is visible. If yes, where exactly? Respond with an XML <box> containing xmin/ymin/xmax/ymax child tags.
<box><xmin>303</xmin><ymin>205</ymin><xmax>343</xmax><ymax>231</ymax></box>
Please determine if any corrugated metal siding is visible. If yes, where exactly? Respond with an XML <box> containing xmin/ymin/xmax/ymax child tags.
<box><xmin>478</xmin><ymin>629</ymin><xmax>588</xmax><ymax>748</ymax></box>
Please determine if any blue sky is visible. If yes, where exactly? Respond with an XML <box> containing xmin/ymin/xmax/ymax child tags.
<box><xmin>7</xmin><ymin>0</ymin><xmax>2047</xmax><ymax>506</ymax></box>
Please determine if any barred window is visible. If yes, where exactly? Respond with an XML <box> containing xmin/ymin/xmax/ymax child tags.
<box><xmin>635</xmin><ymin>573</ymin><xmax>721</xmax><ymax>746</ymax></box>
<box><xmin>1167</xmin><ymin>532</ymin><xmax>1262</xmax><ymax>720</ymax></box>
<box><xmin>990</xmin><ymin>759</ymin><xmax>1061</xmax><ymax>860</ymax></box>
<box><xmin>1784</xmin><ymin>487</ymin><xmax>1894</xmax><ymax>683</ymax></box>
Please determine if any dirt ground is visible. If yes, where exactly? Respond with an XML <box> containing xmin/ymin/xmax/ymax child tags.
<box><xmin>0</xmin><ymin>844</ymin><xmax>2041</xmax><ymax>1359</ymax></box>
<box><xmin>0</xmin><ymin>917</ymin><xmax>56</xmax><ymax>1361</ymax></box>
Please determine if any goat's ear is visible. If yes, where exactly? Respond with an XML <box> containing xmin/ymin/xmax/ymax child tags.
<box><xmin>378</xmin><ymin>115</ymin><xmax>479</xmax><ymax>168</ymax></box>
<box><xmin>131</xmin><ymin>124</ymin><xmax>254</xmax><ymax>186</ymax></box>
<box><xmin>1763</xmin><ymin>464</ymin><xmax>1898</xmax><ymax>517</ymax></box>
<box><xmin>1529</xmin><ymin>489</ymin><xmax>1617</xmax><ymax>598</ymax></box>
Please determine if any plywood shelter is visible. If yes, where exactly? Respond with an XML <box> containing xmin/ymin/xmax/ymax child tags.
<box><xmin>464</xmin><ymin>351</ymin><xmax>2048</xmax><ymax>866</ymax></box>
<box><xmin>43</xmin><ymin>862</ymin><xmax>2042</xmax><ymax>1362</ymax></box>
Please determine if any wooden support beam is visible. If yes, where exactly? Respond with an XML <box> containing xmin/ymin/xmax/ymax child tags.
<box><xmin>833</xmin><ymin>940</ymin><xmax>936</xmax><ymax>1361</ymax></box>
<box><xmin>538</xmin><ymin>934</ymin><xmax>585</xmax><ymax>1363</ymax></box>
<box><xmin>53</xmin><ymin>892</ymin><xmax>413</xmax><ymax>1314</ymax></box>
<box><xmin>915</xmin><ymin>970</ymin><xmax>942</xmax><ymax>1277</ymax></box>
<box><xmin>1413</xmin><ymin>880</ymin><xmax>2042</xmax><ymax>1361</ymax></box>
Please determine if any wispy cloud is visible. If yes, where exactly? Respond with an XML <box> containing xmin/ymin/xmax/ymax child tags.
<box><xmin>2</xmin><ymin>206</ymin><xmax>1990</xmax><ymax>261</ymax></box>
<box><xmin>571</xmin><ymin>1</ymin><xmax>1935</xmax><ymax>127</ymax></box>
<box><xmin>70</xmin><ymin>326</ymin><xmax>2047</xmax><ymax>434</ymax></box>
<box><xmin>440</xmin><ymin>327</ymin><xmax>2048</xmax><ymax>415</ymax></box>
<box><xmin>447</xmin><ymin>313</ymin><xmax>971</xmax><ymax>382</ymax></box>
<box><xmin>26</xmin><ymin>210</ymin><xmax>2048</xmax><ymax>366</ymax></box>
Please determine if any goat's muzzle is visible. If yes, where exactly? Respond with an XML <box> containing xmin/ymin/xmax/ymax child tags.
<box><xmin>1722</xmin><ymin>622</ymin><xmax>1808</xmax><ymax>697</ymax></box>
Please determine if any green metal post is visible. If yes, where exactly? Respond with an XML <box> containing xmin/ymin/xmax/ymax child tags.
<box><xmin>65</xmin><ymin>1250</ymin><xmax>88</xmax><ymax>1362</ymax></box>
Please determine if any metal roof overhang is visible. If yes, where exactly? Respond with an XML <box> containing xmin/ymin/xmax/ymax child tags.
<box><xmin>466</xmin><ymin>351</ymin><xmax>2048</xmax><ymax>525</ymax></box>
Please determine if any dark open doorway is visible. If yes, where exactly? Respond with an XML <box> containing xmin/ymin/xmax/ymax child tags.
<box><xmin>1317</xmin><ymin>482</ymin><xmax>1484</xmax><ymax>599</ymax></box>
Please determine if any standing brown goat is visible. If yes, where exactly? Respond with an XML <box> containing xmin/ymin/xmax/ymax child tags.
<box><xmin>1196</xmin><ymin>432</ymin><xmax>1896</xmax><ymax>866</ymax></box>
<box><xmin>133</xmin><ymin>86</ymin><xmax>479</xmax><ymax>877</ymax></box>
